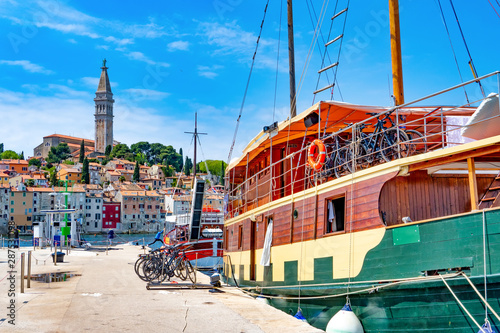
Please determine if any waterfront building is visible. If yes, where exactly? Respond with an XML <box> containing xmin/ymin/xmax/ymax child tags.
<box><xmin>83</xmin><ymin>192</ymin><xmax>103</xmax><ymax>233</ymax></box>
<box><xmin>102</xmin><ymin>199</ymin><xmax>120</xmax><ymax>230</ymax></box>
<box><xmin>0</xmin><ymin>185</ymin><xmax>11</xmax><ymax>234</ymax></box>
<box><xmin>10</xmin><ymin>188</ymin><xmax>34</xmax><ymax>233</ymax></box>
<box><xmin>0</xmin><ymin>159</ymin><xmax>29</xmax><ymax>175</ymax></box>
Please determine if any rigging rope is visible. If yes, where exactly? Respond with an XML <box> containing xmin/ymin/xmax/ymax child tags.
<box><xmin>436</xmin><ymin>0</ymin><xmax>470</xmax><ymax>103</ymax></box>
<box><xmin>272</xmin><ymin>0</ymin><xmax>283</xmax><ymax>123</ymax></box>
<box><xmin>226</xmin><ymin>0</ymin><xmax>271</xmax><ymax>166</ymax></box>
<box><xmin>448</xmin><ymin>0</ymin><xmax>486</xmax><ymax>97</ymax></box>
<box><xmin>487</xmin><ymin>0</ymin><xmax>500</xmax><ymax>19</ymax></box>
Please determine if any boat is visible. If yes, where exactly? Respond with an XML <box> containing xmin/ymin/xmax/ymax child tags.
<box><xmin>221</xmin><ymin>0</ymin><xmax>500</xmax><ymax>331</ymax></box>
<box><xmin>163</xmin><ymin>113</ymin><xmax>224</xmax><ymax>271</ymax></box>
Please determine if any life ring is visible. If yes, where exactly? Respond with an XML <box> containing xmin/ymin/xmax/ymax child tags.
<box><xmin>308</xmin><ymin>139</ymin><xmax>327</xmax><ymax>170</ymax></box>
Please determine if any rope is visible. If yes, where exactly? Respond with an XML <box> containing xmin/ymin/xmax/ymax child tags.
<box><xmin>272</xmin><ymin>0</ymin><xmax>283</xmax><ymax>123</ymax></box>
<box><xmin>460</xmin><ymin>272</ymin><xmax>500</xmax><ymax>323</ymax></box>
<box><xmin>482</xmin><ymin>210</ymin><xmax>489</xmax><ymax>322</ymax></box>
<box><xmin>226</xmin><ymin>0</ymin><xmax>271</xmax><ymax>165</ymax></box>
<box><xmin>439</xmin><ymin>274</ymin><xmax>486</xmax><ymax>332</ymax></box>
<box><xmin>242</xmin><ymin>272</ymin><xmax>462</xmax><ymax>300</ymax></box>
<box><xmin>487</xmin><ymin>0</ymin><xmax>500</xmax><ymax>19</ymax></box>
<box><xmin>436</xmin><ymin>0</ymin><xmax>469</xmax><ymax>103</ymax></box>
<box><xmin>448</xmin><ymin>0</ymin><xmax>486</xmax><ymax>97</ymax></box>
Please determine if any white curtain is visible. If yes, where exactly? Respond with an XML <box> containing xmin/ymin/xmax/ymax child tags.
<box><xmin>260</xmin><ymin>221</ymin><xmax>273</xmax><ymax>266</ymax></box>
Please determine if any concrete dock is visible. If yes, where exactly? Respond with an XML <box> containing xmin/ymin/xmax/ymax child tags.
<box><xmin>0</xmin><ymin>244</ymin><xmax>323</xmax><ymax>332</ymax></box>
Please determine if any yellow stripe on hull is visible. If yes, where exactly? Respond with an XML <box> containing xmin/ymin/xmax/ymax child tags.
<box><xmin>225</xmin><ymin>227</ymin><xmax>386</xmax><ymax>282</ymax></box>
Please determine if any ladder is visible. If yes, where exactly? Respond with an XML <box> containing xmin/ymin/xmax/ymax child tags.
<box><xmin>478</xmin><ymin>173</ymin><xmax>500</xmax><ymax>209</ymax></box>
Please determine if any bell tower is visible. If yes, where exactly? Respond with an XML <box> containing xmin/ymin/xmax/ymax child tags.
<box><xmin>94</xmin><ymin>59</ymin><xmax>114</xmax><ymax>153</ymax></box>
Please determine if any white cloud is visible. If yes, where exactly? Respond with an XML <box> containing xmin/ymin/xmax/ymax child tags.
<box><xmin>122</xmin><ymin>88</ymin><xmax>170</xmax><ymax>101</ymax></box>
<box><xmin>0</xmin><ymin>60</ymin><xmax>53</xmax><ymax>74</ymax></box>
<box><xmin>197</xmin><ymin>65</ymin><xmax>223</xmax><ymax>79</ymax></box>
<box><xmin>126</xmin><ymin>51</ymin><xmax>169</xmax><ymax>67</ymax></box>
<box><xmin>167</xmin><ymin>40</ymin><xmax>189</xmax><ymax>52</ymax></box>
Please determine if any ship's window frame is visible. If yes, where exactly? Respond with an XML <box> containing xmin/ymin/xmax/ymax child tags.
<box><xmin>238</xmin><ymin>224</ymin><xmax>243</xmax><ymax>250</ymax></box>
<box><xmin>324</xmin><ymin>195</ymin><xmax>346</xmax><ymax>235</ymax></box>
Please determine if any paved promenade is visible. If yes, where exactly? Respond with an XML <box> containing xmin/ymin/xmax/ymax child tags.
<box><xmin>0</xmin><ymin>244</ymin><xmax>323</xmax><ymax>333</ymax></box>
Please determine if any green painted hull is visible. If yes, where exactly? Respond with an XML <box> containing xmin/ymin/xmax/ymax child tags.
<box><xmin>223</xmin><ymin>209</ymin><xmax>500</xmax><ymax>331</ymax></box>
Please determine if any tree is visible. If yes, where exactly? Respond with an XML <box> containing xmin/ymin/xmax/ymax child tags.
<box><xmin>179</xmin><ymin>148</ymin><xmax>184</xmax><ymax>171</ymax></box>
<box><xmin>28</xmin><ymin>158</ymin><xmax>42</xmax><ymax>168</ymax></box>
<box><xmin>25</xmin><ymin>179</ymin><xmax>35</xmax><ymax>187</ymax></box>
<box><xmin>111</xmin><ymin>143</ymin><xmax>133</xmax><ymax>161</ymax></box>
<box><xmin>184</xmin><ymin>157</ymin><xmax>193</xmax><ymax>176</ymax></box>
<box><xmin>131</xmin><ymin>141</ymin><xmax>151</xmax><ymax>161</ymax></box>
<box><xmin>133</xmin><ymin>161</ymin><xmax>140</xmax><ymax>182</ymax></box>
<box><xmin>119</xmin><ymin>175</ymin><xmax>126</xmax><ymax>183</ymax></box>
<box><xmin>1</xmin><ymin>150</ymin><xmax>20</xmax><ymax>160</ymax></box>
<box><xmin>79</xmin><ymin>140</ymin><xmax>85</xmax><ymax>163</ymax></box>
<box><xmin>49</xmin><ymin>171</ymin><xmax>58</xmax><ymax>187</ymax></box>
<box><xmin>0</xmin><ymin>143</ymin><xmax>3</xmax><ymax>154</ymax></box>
<box><xmin>19</xmin><ymin>151</ymin><xmax>24</xmax><ymax>160</ymax></box>
<box><xmin>105</xmin><ymin>145</ymin><xmax>112</xmax><ymax>157</ymax></box>
<box><xmin>82</xmin><ymin>158</ymin><xmax>90</xmax><ymax>184</ymax></box>
<box><xmin>46</xmin><ymin>143</ymin><xmax>71</xmax><ymax>164</ymax></box>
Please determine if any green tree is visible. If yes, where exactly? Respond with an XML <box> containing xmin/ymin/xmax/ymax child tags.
<box><xmin>179</xmin><ymin>148</ymin><xmax>184</xmax><ymax>171</ymax></box>
<box><xmin>82</xmin><ymin>158</ymin><xmax>90</xmax><ymax>184</ymax></box>
<box><xmin>105</xmin><ymin>145</ymin><xmax>112</xmax><ymax>157</ymax></box>
<box><xmin>131</xmin><ymin>141</ymin><xmax>151</xmax><ymax>161</ymax></box>
<box><xmin>49</xmin><ymin>171</ymin><xmax>58</xmax><ymax>187</ymax></box>
<box><xmin>25</xmin><ymin>179</ymin><xmax>35</xmax><ymax>187</ymax></box>
<box><xmin>184</xmin><ymin>157</ymin><xmax>193</xmax><ymax>176</ymax></box>
<box><xmin>0</xmin><ymin>143</ymin><xmax>3</xmax><ymax>154</ymax></box>
<box><xmin>79</xmin><ymin>140</ymin><xmax>85</xmax><ymax>163</ymax></box>
<box><xmin>28</xmin><ymin>158</ymin><xmax>42</xmax><ymax>168</ymax></box>
<box><xmin>46</xmin><ymin>143</ymin><xmax>71</xmax><ymax>164</ymax></box>
<box><xmin>119</xmin><ymin>175</ymin><xmax>126</xmax><ymax>183</ymax></box>
<box><xmin>133</xmin><ymin>161</ymin><xmax>140</xmax><ymax>182</ymax></box>
<box><xmin>111</xmin><ymin>143</ymin><xmax>133</xmax><ymax>161</ymax></box>
<box><xmin>1</xmin><ymin>150</ymin><xmax>20</xmax><ymax>159</ymax></box>
<box><xmin>19</xmin><ymin>151</ymin><xmax>24</xmax><ymax>160</ymax></box>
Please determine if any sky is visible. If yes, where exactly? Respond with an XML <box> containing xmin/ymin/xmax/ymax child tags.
<box><xmin>0</xmin><ymin>0</ymin><xmax>499</xmax><ymax>163</ymax></box>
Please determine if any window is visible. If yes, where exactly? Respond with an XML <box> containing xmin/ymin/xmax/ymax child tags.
<box><xmin>95</xmin><ymin>213</ymin><xmax>100</xmax><ymax>219</ymax></box>
<box><xmin>325</xmin><ymin>196</ymin><xmax>345</xmax><ymax>234</ymax></box>
<box><xmin>133</xmin><ymin>215</ymin><xmax>135</xmax><ymax>219</ymax></box>
<box><xmin>115</xmin><ymin>206</ymin><xmax>118</xmax><ymax>211</ymax></box>
<box><xmin>103</xmin><ymin>206</ymin><xmax>106</xmax><ymax>211</ymax></box>
<box><xmin>95</xmin><ymin>222</ymin><xmax>98</xmax><ymax>228</ymax></box>
<box><xmin>10</xmin><ymin>208</ymin><xmax>14</xmax><ymax>213</ymax></box>
<box><xmin>23</xmin><ymin>192</ymin><xmax>26</xmax><ymax>197</ymax></box>
<box><xmin>152</xmin><ymin>215</ymin><xmax>156</xmax><ymax>218</ymax></box>
<box><xmin>124</xmin><ymin>205</ymin><xmax>128</xmax><ymax>209</ymax></box>
<box><xmin>145</xmin><ymin>214</ymin><xmax>149</xmax><ymax>218</ymax></box>
<box><xmin>238</xmin><ymin>225</ymin><xmax>243</xmax><ymax>249</ymax></box>
<box><xmin>115</xmin><ymin>214</ymin><xmax>118</xmax><ymax>218</ymax></box>
<box><xmin>10</xmin><ymin>201</ymin><xmax>13</xmax><ymax>205</ymax></box>
<box><xmin>103</xmin><ymin>214</ymin><xmax>106</xmax><ymax>218</ymax></box>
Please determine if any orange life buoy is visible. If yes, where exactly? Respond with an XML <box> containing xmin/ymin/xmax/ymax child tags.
<box><xmin>308</xmin><ymin>139</ymin><xmax>327</xmax><ymax>170</ymax></box>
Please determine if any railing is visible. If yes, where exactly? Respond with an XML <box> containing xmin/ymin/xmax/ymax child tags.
<box><xmin>224</xmin><ymin>72</ymin><xmax>500</xmax><ymax>220</ymax></box>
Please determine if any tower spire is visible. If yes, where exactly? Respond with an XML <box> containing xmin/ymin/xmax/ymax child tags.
<box><xmin>94</xmin><ymin>59</ymin><xmax>114</xmax><ymax>153</ymax></box>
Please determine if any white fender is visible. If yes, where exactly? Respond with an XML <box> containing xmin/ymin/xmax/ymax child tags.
<box><xmin>326</xmin><ymin>304</ymin><xmax>364</xmax><ymax>333</ymax></box>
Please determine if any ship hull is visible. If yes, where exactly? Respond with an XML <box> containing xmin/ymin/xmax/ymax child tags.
<box><xmin>223</xmin><ymin>208</ymin><xmax>500</xmax><ymax>331</ymax></box>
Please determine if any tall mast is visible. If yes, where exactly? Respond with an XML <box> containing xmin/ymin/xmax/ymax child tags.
<box><xmin>185</xmin><ymin>112</ymin><xmax>207</xmax><ymax>181</ymax></box>
<box><xmin>287</xmin><ymin>0</ymin><xmax>297</xmax><ymax>117</ymax></box>
<box><xmin>389</xmin><ymin>0</ymin><xmax>404</xmax><ymax>105</ymax></box>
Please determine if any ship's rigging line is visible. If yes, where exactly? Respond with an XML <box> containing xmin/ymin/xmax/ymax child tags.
<box><xmin>226</xmin><ymin>0</ymin><xmax>270</xmax><ymax>166</ymax></box>
<box><xmin>272</xmin><ymin>0</ymin><xmax>283</xmax><ymax>122</ymax></box>
<box><xmin>285</xmin><ymin>0</ymin><xmax>330</xmax><ymax>157</ymax></box>
<box><xmin>449</xmin><ymin>0</ymin><xmax>486</xmax><ymax>98</ymax></box>
<box><xmin>436</xmin><ymin>0</ymin><xmax>470</xmax><ymax>103</ymax></box>
<box><xmin>487</xmin><ymin>0</ymin><xmax>500</xmax><ymax>19</ymax></box>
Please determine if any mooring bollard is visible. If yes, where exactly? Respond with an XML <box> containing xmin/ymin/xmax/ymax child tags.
<box><xmin>53</xmin><ymin>242</ymin><xmax>57</xmax><ymax>266</ymax></box>
<box><xmin>27</xmin><ymin>251</ymin><xmax>31</xmax><ymax>288</ymax></box>
<box><xmin>21</xmin><ymin>253</ymin><xmax>25</xmax><ymax>294</ymax></box>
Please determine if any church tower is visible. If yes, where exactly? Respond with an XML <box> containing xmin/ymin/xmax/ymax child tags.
<box><xmin>94</xmin><ymin>59</ymin><xmax>114</xmax><ymax>153</ymax></box>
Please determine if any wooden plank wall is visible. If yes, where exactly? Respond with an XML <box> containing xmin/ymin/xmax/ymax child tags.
<box><xmin>380</xmin><ymin>170</ymin><xmax>495</xmax><ymax>226</ymax></box>
<box><xmin>225</xmin><ymin>172</ymin><xmax>398</xmax><ymax>252</ymax></box>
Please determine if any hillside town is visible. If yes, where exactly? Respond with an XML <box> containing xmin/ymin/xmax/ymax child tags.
<box><xmin>0</xmin><ymin>61</ymin><xmax>224</xmax><ymax>236</ymax></box>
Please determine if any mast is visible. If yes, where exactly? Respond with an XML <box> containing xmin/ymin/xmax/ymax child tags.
<box><xmin>185</xmin><ymin>113</ymin><xmax>207</xmax><ymax>182</ymax></box>
<box><xmin>389</xmin><ymin>0</ymin><xmax>405</xmax><ymax>105</ymax></box>
<box><xmin>287</xmin><ymin>0</ymin><xmax>297</xmax><ymax>117</ymax></box>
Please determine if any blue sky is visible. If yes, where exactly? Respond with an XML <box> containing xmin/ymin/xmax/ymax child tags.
<box><xmin>1</xmin><ymin>0</ymin><xmax>499</xmax><ymax>163</ymax></box>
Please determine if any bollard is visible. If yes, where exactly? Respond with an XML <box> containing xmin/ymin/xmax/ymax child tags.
<box><xmin>21</xmin><ymin>253</ymin><xmax>25</xmax><ymax>294</ymax></box>
<box><xmin>66</xmin><ymin>242</ymin><xmax>69</xmax><ymax>256</ymax></box>
<box><xmin>106</xmin><ymin>244</ymin><xmax>108</xmax><ymax>255</ymax></box>
<box><xmin>27</xmin><ymin>251</ymin><xmax>31</xmax><ymax>288</ymax></box>
<box><xmin>53</xmin><ymin>242</ymin><xmax>57</xmax><ymax>266</ymax></box>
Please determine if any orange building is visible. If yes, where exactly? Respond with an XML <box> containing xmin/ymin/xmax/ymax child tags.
<box><xmin>0</xmin><ymin>159</ymin><xmax>29</xmax><ymax>175</ymax></box>
<box><xmin>57</xmin><ymin>168</ymin><xmax>82</xmax><ymax>184</ymax></box>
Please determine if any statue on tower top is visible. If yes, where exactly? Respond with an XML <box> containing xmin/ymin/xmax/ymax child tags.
<box><xmin>102</xmin><ymin>58</ymin><xmax>107</xmax><ymax>67</ymax></box>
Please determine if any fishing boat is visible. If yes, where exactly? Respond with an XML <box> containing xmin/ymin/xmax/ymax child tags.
<box><xmin>222</xmin><ymin>0</ymin><xmax>500</xmax><ymax>331</ymax></box>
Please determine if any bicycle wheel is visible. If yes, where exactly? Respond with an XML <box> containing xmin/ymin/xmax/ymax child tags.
<box><xmin>135</xmin><ymin>257</ymin><xmax>150</xmax><ymax>282</ymax></box>
<box><xmin>379</xmin><ymin>128</ymin><xmax>410</xmax><ymax>161</ymax></box>
<box><xmin>185</xmin><ymin>260</ymin><xmax>196</xmax><ymax>284</ymax></box>
<box><xmin>176</xmin><ymin>257</ymin><xmax>187</xmax><ymax>280</ymax></box>
<box><xmin>142</xmin><ymin>257</ymin><xmax>160</xmax><ymax>282</ymax></box>
<box><xmin>333</xmin><ymin>148</ymin><xmax>350</xmax><ymax>178</ymax></box>
<box><xmin>405</xmin><ymin>129</ymin><xmax>427</xmax><ymax>155</ymax></box>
